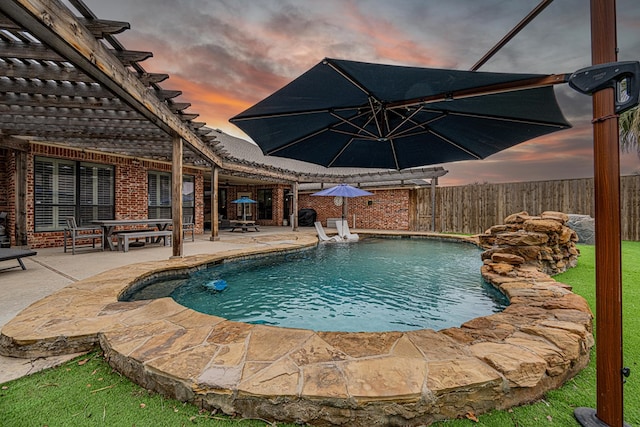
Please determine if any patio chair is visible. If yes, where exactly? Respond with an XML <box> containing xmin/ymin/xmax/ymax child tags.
<box><xmin>63</xmin><ymin>217</ymin><xmax>104</xmax><ymax>255</ymax></box>
<box><xmin>183</xmin><ymin>215</ymin><xmax>195</xmax><ymax>241</ymax></box>
<box><xmin>314</xmin><ymin>222</ymin><xmax>342</xmax><ymax>242</ymax></box>
<box><xmin>336</xmin><ymin>220</ymin><xmax>359</xmax><ymax>241</ymax></box>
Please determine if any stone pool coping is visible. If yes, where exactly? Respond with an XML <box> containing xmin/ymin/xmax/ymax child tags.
<box><xmin>0</xmin><ymin>231</ymin><xmax>593</xmax><ymax>426</ymax></box>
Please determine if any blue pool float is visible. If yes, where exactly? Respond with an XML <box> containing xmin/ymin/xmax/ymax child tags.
<box><xmin>202</xmin><ymin>279</ymin><xmax>228</xmax><ymax>292</ymax></box>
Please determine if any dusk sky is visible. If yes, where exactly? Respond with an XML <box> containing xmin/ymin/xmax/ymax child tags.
<box><xmin>78</xmin><ymin>0</ymin><xmax>640</xmax><ymax>186</ymax></box>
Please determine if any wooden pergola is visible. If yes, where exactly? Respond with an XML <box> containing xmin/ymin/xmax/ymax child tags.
<box><xmin>0</xmin><ymin>0</ymin><xmax>446</xmax><ymax>256</ymax></box>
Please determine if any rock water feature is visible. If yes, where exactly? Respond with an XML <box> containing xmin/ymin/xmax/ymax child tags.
<box><xmin>478</xmin><ymin>210</ymin><xmax>580</xmax><ymax>276</ymax></box>
<box><xmin>0</xmin><ymin>220</ymin><xmax>594</xmax><ymax>426</ymax></box>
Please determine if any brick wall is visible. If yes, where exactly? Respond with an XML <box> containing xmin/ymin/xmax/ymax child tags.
<box><xmin>7</xmin><ymin>143</ymin><xmax>414</xmax><ymax>248</ymax></box>
<box><xmin>25</xmin><ymin>144</ymin><xmax>207</xmax><ymax>248</ymax></box>
<box><xmin>299</xmin><ymin>189</ymin><xmax>411</xmax><ymax>230</ymax></box>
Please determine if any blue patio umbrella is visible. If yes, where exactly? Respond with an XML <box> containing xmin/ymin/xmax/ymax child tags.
<box><xmin>311</xmin><ymin>184</ymin><xmax>373</xmax><ymax>198</ymax></box>
<box><xmin>231</xmin><ymin>196</ymin><xmax>257</xmax><ymax>221</ymax></box>
<box><xmin>312</xmin><ymin>184</ymin><xmax>373</xmax><ymax>222</ymax></box>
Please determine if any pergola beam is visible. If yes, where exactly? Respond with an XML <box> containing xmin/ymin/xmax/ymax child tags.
<box><xmin>0</xmin><ymin>0</ymin><xmax>223</xmax><ymax>167</ymax></box>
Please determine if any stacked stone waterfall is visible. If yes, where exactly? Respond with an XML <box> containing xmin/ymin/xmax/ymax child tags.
<box><xmin>478</xmin><ymin>211</ymin><xmax>580</xmax><ymax>276</ymax></box>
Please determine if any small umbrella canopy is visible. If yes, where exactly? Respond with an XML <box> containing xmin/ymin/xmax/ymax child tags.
<box><xmin>311</xmin><ymin>184</ymin><xmax>373</xmax><ymax>198</ymax></box>
<box><xmin>312</xmin><ymin>184</ymin><xmax>373</xmax><ymax>221</ymax></box>
<box><xmin>231</xmin><ymin>196</ymin><xmax>257</xmax><ymax>221</ymax></box>
<box><xmin>230</xmin><ymin>58</ymin><xmax>571</xmax><ymax>170</ymax></box>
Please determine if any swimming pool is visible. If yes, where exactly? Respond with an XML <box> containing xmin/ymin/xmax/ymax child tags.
<box><xmin>128</xmin><ymin>238</ymin><xmax>508</xmax><ymax>332</ymax></box>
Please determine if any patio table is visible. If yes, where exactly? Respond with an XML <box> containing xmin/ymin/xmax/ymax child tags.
<box><xmin>229</xmin><ymin>220</ymin><xmax>260</xmax><ymax>232</ymax></box>
<box><xmin>92</xmin><ymin>219</ymin><xmax>173</xmax><ymax>251</ymax></box>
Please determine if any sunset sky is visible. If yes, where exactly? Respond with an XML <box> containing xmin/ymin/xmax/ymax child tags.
<box><xmin>78</xmin><ymin>0</ymin><xmax>640</xmax><ymax>186</ymax></box>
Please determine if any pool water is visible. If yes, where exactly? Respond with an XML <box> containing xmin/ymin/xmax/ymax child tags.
<box><xmin>133</xmin><ymin>238</ymin><xmax>508</xmax><ymax>332</ymax></box>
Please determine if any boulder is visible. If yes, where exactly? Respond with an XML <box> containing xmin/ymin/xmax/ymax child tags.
<box><xmin>523</xmin><ymin>219</ymin><xmax>563</xmax><ymax>234</ymax></box>
<box><xmin>504</xmin><ymin>211</ymin><xmax>532</xmax><ymax>224</ymax></box>
<box><xmin>491</xmin><ymin>253</ymin><xmax>525</xmax><ymax>265</ymax></box>
<box><xmin>567</xmin><ymin>214</ymin><xmax>595</xmax><ymax>245</ymax></box>
<box><xmin>495</xmin><ymin>231</ymin><xmax>549</xmax><ymax>246</ymax></box>
<box><xmin>541</xmin><ymin>211</ymin><xmax>569</xmax><ymax>224</ymax></box>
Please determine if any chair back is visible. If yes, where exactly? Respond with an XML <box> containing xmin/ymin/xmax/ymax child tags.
<box><xmin>65</xmin><ymin>217</ymin><xmax>78</xmax><ymax>230</ymax></box>
<box><xmin>184</xmin><ymin>215</ymin><xmax>193</xmax><ymax>225</ymax></box>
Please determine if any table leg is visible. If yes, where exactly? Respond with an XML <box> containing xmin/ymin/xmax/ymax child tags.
<box><xmin>104</xmin><ymin>226</ymin><xmax>116</xmax><ymax>251</ymax></box>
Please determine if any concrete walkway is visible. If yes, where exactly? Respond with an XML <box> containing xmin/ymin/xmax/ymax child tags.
<box><xmin>0</xmin><ymin>226</ymin><xmax>314</xmax><ymax>383</ymax></box>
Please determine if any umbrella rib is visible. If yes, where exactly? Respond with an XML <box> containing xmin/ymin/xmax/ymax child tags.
<box><xmin>266</xmin><ymin>127</ymin><xmax>330</xmax><ymax>155</ymax></box>
<box><xmin>428</xmin><ymin>130</ymin><xmax>483</xmax><ymax>159</ymax></box>
<box><xmin>389</xmin><ymin>139</ymin><xmax>400</xmax><ymax>170</ymax></box>
<box><xmin>447</xmin><ymin>111</ymin><xmax>570</xmax><ymax>128</ymax></box>
<box><xmin>231</xmin><ymin>106</ymin><xmax>355</xmax><ymax>121</ymax></box>
<box><xmin>369</xmin><ymin>97</ymin><xmax>385</xmax><ymax>138</ymax></box>
<box><xmin>385</xmin><ymin>107</ymin><xmax>447</xmax><ymax>138</ymax></box>
<box><xmin>327</xmin><ymin>138</ymin><xmax>355</xmax><ymax>168</ymax></box>
<box><xmin>323</xmin><ymin>58</ymin><xmax>377</xmax><ymax>99</ymax></box>
<box><xmin>329</xmin><ymin>110</ymin><xmax>380</xmax><ymax>139</ymax></box>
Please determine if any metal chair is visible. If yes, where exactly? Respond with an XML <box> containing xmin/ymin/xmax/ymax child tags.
<box><xmin>183</xmin><ymin>215</ymin><xmax>195</xmax><ymax>241</ymax></box>
<box><xmin>63</xmin><ymin>217</ymin><xmax>104</xmax><ymax>255</ymax></box>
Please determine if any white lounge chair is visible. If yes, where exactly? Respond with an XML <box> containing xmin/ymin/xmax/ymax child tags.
<box><xmin>336</xmin><ymin>220</ymin><xmax>359</xmax><ymax>241</ymax></box>
<box><xmin>314</xmin><ymin>222</ymin><xmax>342</xmax><ymax>242</ymax></box>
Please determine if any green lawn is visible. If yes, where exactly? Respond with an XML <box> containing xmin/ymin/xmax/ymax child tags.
<box><xmin>1</xmin><ymin>242</ymin><xmax>638</xmax><ymax>426</ymax></box>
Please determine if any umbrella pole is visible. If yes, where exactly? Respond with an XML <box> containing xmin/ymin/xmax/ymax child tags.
<box><xmin>342</xmin><ymin>197</ymin><xmax>347</xmax><ymax>223</ymax></box>
<box><xmin>575</xmin><ymin>0</ymin><xmax>627</xmax><ymax>426</ymax></box>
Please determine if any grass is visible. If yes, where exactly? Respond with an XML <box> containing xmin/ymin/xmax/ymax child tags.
<box><xmin>1</xmin><ymin>242</ymin><xmax>639</xmax><ymax>426</ymax></box>
<box><xmin>0</xmin><ymin>351</ymin><xmax>298</xmax><ymax>427</ymax></box>
<box><xmin>432</xmin><ymin>241</ymin><xmax>640</xmax><ymax>426</ymax></box>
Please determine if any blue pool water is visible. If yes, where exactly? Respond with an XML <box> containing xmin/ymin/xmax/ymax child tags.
<box><xmin>132</xmin><ymin>238</ymin><xmax>508</xmax><ymax>332</ymax></box>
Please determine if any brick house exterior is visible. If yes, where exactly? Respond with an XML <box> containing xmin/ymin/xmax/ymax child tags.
<box><xmin>1</xmin><ymin>142</ymin><xmax>419</xmax><ymax>248</ymax></box>
<box><xmin>0</xmin><ymin>143</ymin><xmax>295</xmax><ymax>249</ymax></box>
<box><xmin>298</xmin><ymin>189</ymin><xmax>411</xmax><ymax>230</ymax></box>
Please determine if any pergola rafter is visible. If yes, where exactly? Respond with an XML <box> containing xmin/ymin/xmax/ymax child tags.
<box><xmin>0</xmin><ymin>0</ymin><xmax>447</xmax><ymax>251</ymax></box>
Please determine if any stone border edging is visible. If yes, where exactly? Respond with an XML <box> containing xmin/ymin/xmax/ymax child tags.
<box><xmin>0</xmin><ymin>229</ymin><xmax>593</xmax><ymax>426</ymax></box>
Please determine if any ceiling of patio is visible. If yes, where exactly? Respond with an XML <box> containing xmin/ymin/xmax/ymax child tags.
<box><xmin>0</xmin><ymin>0</ymin><xmax>446</xmax><ymax>186</ymax></box>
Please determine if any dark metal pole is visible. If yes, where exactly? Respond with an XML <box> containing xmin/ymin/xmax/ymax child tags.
<box><xmin>470</xmin><ymin>0</ymin><xmax>554</xmax><ymax>71</ymax></box>
<box><xmin>576</xmin><ymin>0</ymin><xmax>625</xmax><ymax>425</ymax></box>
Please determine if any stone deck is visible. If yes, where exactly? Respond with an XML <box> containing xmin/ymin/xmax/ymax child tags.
<box><xmin>0</xmin><ymin>229</ymin><xmax>593</xmax><ymax>426</ymax></box>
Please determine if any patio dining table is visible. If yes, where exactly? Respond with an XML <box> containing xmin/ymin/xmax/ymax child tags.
<box><xmin>92</xmin><ymin>219</ymin><xmax>173</xmax><ymax>251</ymax></box>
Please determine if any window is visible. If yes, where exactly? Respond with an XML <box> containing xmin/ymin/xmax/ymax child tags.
<box><xmin>182</xmin><ymin>175</ymin><xmax>195</xmax><ymax>221</ymax></box>
<box><xmin>148</xmin><ymin>171</ymin><xmax>171</xmax><ymax>219</ymax></box>
<box><xmin>257</xmin><ymin>189</ymin><xmax>273</xmax><ymax>220</ymax></box>
<box><xmin>34</xmin><ymin>157</ymin><xmax>114</xmax><ymax>231</ymax></box>
<box><xmin>148</xmin><ymin>171</ymin><xmax>194</xmax><ymax>220</ymax></box>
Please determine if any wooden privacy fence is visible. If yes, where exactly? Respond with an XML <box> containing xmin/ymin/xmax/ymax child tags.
<box><xmin>412</xmin><ymin>175</ymin><xmax>640</xmax><ymax>241</ymax></box>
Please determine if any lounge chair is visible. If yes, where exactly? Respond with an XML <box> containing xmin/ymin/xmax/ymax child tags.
<box><xmin>0</xmin><ymin>248</ymin><xmax>37</xmax><ymax>271</ymax></box>
<box><xmin>336</xmin><ymin>220</ymin><xmax>359</xmax><ymax>241</ymax></box>
<box><xmin>314</xmin><ymin>222</ymin><xmax>342</xmax><ymax>242</ymax></box>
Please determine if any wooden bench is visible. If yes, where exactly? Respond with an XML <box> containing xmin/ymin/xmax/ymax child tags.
<box><xmin>117</xmin><ymin>230</ymin><xmax>172</xmax><ymax>252</ymax></box>
<box><xmin>0</xmin><ymin>248</ymin><xmax>37</xmax><ymax>271</ymax></box>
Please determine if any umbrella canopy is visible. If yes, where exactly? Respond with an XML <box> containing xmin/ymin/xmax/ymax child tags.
<box><xmin>231</xmin><ymin>196</ymin><xmax>257</xmax><ymax>221</ymax></box>
<box><xmin>312</xmin><ymin>184</ymin><xmax>374</xmax><ymax>221</ymax></box>
<box><xmin>230</xmin><ymin>58</ymin><xmax>571</xmax><ymax>170</ymax></box>
<box><xmin>311</xmin><ymin>184</ymin><xmax>373</xmax><ymax>198</ymax></box>
<box><xmin>231</xmin><ymin>196</ymin><xmax>257</xmax><ymax>204</ymax></box>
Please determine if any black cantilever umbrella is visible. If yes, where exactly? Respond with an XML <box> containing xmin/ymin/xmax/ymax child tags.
<box><xmin>230</xmin><ymin>58</ymin><xmax>571</xmax><ymax>170</ymax></box>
